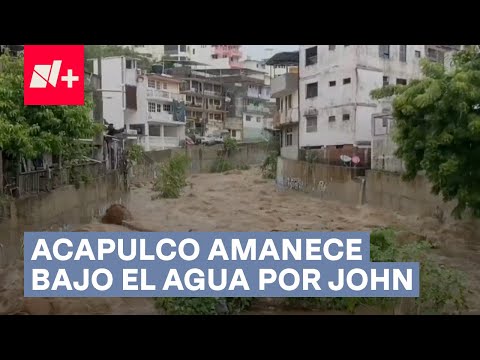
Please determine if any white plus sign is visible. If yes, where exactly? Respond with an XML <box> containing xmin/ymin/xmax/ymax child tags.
<box><xmin>61</xmin><ymin>69</ymin><xmax>79</xmax><ymax>88</ymax></box>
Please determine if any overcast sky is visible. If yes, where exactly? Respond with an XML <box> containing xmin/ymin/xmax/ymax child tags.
<box><xmin>243</xmin><ymin>45</ymin><xmax>299</xmax><ymax>60</ymax></box>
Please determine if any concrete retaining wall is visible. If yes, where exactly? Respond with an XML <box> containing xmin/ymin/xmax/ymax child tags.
<box><xmin>276</xmin><ymin>157</ymin><xmax>461</xmax><ymax>219</ymax></box>
<box><xmin>276</xmin><ymin>157</ymin><xmax>365</xmax><ymax>206</ymax></box>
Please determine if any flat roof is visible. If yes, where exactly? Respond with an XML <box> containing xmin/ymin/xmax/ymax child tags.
<box><xmin>155</xmin><ymin>59</ymin><xmax>210</xmax><ymax>66</ymax></box>
<box><xmin>142</xmin><ymin>73</ymin><xmax>183</xmax><ymax>83</ymax></box>
<box><xmin>192</xmin><ymin>68</ymin><xmax>267</xmax><ymax>76</ymax></box>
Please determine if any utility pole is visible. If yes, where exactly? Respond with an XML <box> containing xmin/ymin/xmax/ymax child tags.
<box><xmin>92</xmin><ymin>57</ymin><xmax>104</xmax><ymax>162</ymax></box>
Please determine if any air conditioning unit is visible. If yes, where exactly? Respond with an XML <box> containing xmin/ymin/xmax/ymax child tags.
<box><xmin>126</xmin><ymin>129</ymin><xmax>138</xmax><ymax>136</ymax></box>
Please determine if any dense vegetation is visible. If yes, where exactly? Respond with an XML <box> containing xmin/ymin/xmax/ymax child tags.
<box><xmin>84</xmin><ymin>45</ymin><xmax>153</xmax><ymax>72</ymax></box>
<box><xmin>371</xmin><ymin>47</ymin><xmax>480</xmax><ymax>218</ymax></box>
<box><xmin>153</xmin><ymin>153</ymin><xmax>190</xmax><ymax>198</ymax></box>
<box><xmin>0</xmin><ymin>53</ymin><xmax>102</xmax><ymax>167</ymax></box>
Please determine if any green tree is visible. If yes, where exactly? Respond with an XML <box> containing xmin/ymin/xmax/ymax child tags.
<box><xmin>0</xmin><ymin>53</ymin><xmax>102</xmax><ymax>167</ymax></box>
<box><xmin>371</xmin><ymin>47</ymin><xmax>480</xmax><ymax>218</ymax></box>
<box><xmin>84</xmin><ymin>45</ymin><xmax>153</xmax><ymax>72</ymax></box>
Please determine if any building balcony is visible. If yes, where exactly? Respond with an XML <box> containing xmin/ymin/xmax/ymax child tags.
<box><xmin>147</xmin><ymin>111</ymin><xmax>185</xmax><ymax>125</ymax></box>
<box><xmin>139</xmin><ymin>136</ymin><xmax>181</xmax><ymax>150</ymax></box>
<box><xmin>180</xmin><ymin>86</ymin><xmax>201</xmax><ymax>94</ymax></box>
<box><xmin>146</xmin><ymin>88</ymin><xmax>185</xmax><ymax>102</ymax></box>
<box><xmin>203</xmin><ymin>89</ymin><xmax>223</xmax><ymax>97</ymax></box>
<box><xmin>271</xmin><ymin>72</ymin><xmax>298</xmax><ymax>98</ymax></box>
<box><xmin>247</xmin><ymin>88</ymin><xmax>271</xmax><ymax>101</ymax></box>
<box><xmin>275</xmin><ymin>108</ymin><xmax>299</xmax><ymax>126</ymax></box>
<box><xmin>245</xmin><ymin>104</ymin><xmax>271</xmax><ymax>114</ymax></box>
<box><xmin>213</xmin><ymin>46</ymin><xmax>242</xmax><ymax>58</ymax></box>
<box><xmin>229</xmin><ymin>61</ymin><xmax>244</xmax><ymax>69</ymax></box>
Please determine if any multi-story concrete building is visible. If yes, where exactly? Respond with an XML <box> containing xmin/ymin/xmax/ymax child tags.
<box><xmin>93</xmin><ymin>56</ymin><xmax>186</xmax><ymax>151</ymax></box>
<box><xmin>298</xmin><ymin>45</ymin><xmax>449</xmax><ymax>166</ymax></box>
<box><xmin>370</xmin><ymin>45</ymin><xmax>463</xmax><ymax>172</ymax></box>
<box><xmin>267</xmin><ymin>51</ymin><xmax>300</xmax><ymax>160</ymax></box>
<box><xmin>218</xmin><ymin>71</ymin><xmax>273</xmax><ymax>142</ymax></box>
<box><xmin>298</xmin><ymin>45</ymin><xmax>464</xmax><ymax>167</ymax></box>
<box><xmin>164</xmin><ymin>45</ymin><xmax>244</xmax><ymax>69</ymax></box>
<box><xmin>166</xmin><ymin>67</ymin><xmax>228</xmax><ymax>136</ymax></box>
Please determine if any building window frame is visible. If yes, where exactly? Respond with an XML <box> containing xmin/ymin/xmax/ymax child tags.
<box><xmin>306</xmin><ymin>115</ymin><xmax>317</xmax><ymax>133</ymax></box>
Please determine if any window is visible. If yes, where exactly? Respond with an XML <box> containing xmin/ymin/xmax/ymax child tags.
<box><xmin>344</xmin><ymin>45</ymin><xmax>350</xmax><ymax>47</ymax></box>
<box><xmin>126</xmin><ymin>59</ymin><xmax>133</xmax><ymax>69</ymax></box>
<box><xmin>305</xmin><ymin>46</ymin><xmax>318</xmax><ymax>66</ymax></box>
<box><xmin>383</xmin><ymin>76</ymin><xmax>389</xmax><ymax>87</ymax></box>
<box><xmin>192</xmin><ymin>49</ymin><xmax>195</xmax><ymax>55</ymax></box>
<box><xmin>379</xmin><ymin>45</ymin><xmax>390</xmax><ymax>59</ymax></box>
<box><xmin>148</xmin><ymin>79</ymin><xmax>156</xmax><ymax>88</ymax></box>
<box><xmin>157</xmin><ymin>103</ymin><xmax>162</xmax><ymax>112</ymax></box>
<box><xmin>256</xmin><ymin>117</ymin><xmax>261</xmax><ymax>123</ymax></box>
<box><xmin>186</xmin><ymin>96</ymin><xmax>192</xmax><ymax>102</ymax></box>
<box><xmin>343</xmin><ymin>78</ymin><xmax>351</xmax><ymax>85</ymax></box>
<box><xmin>163</xmin><ymin>83</ymin><xmax>168</xmax><ymax>90</ymax></box>
<box><xmin>246</xmin><ymin>115</ymin><xmax>252</xmax><ymax>121</ymax></box>
<box><xmin>329</xmin><ymin>45</ymin><xmax>336</xmax><ymax>51</ymax></box>
<box><xmin>286</xmin><ymin>127</ymin><xmax>293</xmax><ymax>146</ymax></box>
<box><xmin>214</xmin><ymin>99</ymin><xmax>220</xmax><ymax>105</ymax></box>
<box><xmin>180</xmin><ymin>45</ymin><xmax>186</xmax><ymax>52</ymax></box>
<box><xmin>163</xmin><ymin>104</ymin><xmax>172</xmax><ymax>112</ymax></box>
<box><xmin>342</xmin><ymin>114</ymin><xmax>350</xmax><ymax>121</ymax></box>
<box><xmin>396</xmin><ymin>78</ymin><xmax>407</xmax><ymax>85</ymax></box>
<box><xmin>399</xmin><ymin>45</ymin><xmax>407</xmax><ymax>62</ymax></box>
<box><xmin>148</xmin><ymin>102</ymin><xmax>156</xmax><ymax>112</ymax></box>
<box><xmin>306</xmin><ymin>82</ymin><xmax>318</xmax><ymax>98</ymax></box>
<box><xmin>201</xmin><ymin>45</ymin><xmax>207</xmax><ymax>48</ymax></box>
<box><xmin>328</xmin><ymin>116</ymin><xmax>336</xmax><ymax>122</ymax></box>
<box><xmin>426</xmin><ymin>47</ymin><xmax>445</xmax><ymax>64</ymax></box>
<box><xmin>329</xmin><ymin>80</ymin><xmax>336</xmax><ymax>87</ymax></box>
<box><xmin>415</xmin><ymin>50</ymin><xmax>421</xmax><ymax>58</ymax></box>
<box><xmin>306</xmin><ymin>116</ymin><xmax>317</xmax><ymax>133</ymax></box>
<box><xmin>212</xmin><ymin>54</ymin><xmax>218</xmax><ymax>59</ymax></box>
<box><xmin>231</xmin><ymin>129</ymin><xmax>237</xmax><ymax>137</ymax></box>
<box><xmin>209</xmin><ymin>113</ymin><xmax>214</xmax><ymax>120</ymax></box>
<box><xmin>382</xmin><ymin>118</ymin><xmax>388</xmax><ymax>127</ymax></box>
<box><xmin>214</xmin><ymin>114</ymin><xmax>222</xmax><ymax>120</ymax></box>
<box><xmin>280</xmin><ymin>98</ymin><xmax>284</xmax><ymax>111</ymax></box>
<box><xmin>288</xmin><ymin>94</ymin><xmax>292</xmax><ymax>109</ymax></box>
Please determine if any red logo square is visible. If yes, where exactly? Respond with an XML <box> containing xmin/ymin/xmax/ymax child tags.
<box><xmin>24</xmin><ymin>45</ymin><xmax>84</xmax><ymax>106</ymax></box>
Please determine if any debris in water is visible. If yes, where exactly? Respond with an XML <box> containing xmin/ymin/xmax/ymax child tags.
<box><xmin>101</xmin><ymin>204</ymin><xmax>133</xmax><ymax>225</ymax></box>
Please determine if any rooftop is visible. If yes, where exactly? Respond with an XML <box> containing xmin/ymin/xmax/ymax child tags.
<box><xmin>192</xmin><ymin>67</ymin><xmax>267</xmax><ymax>76</ymax></box>
<box><xmin>265</xmin><ymin>51</ymin><xmax>299</xmax><ymax>66</ymax></box>
<box><xmin>143</xmin><ymin>73</ymin><xmax>183</xmax><ymax>83</ymax></box>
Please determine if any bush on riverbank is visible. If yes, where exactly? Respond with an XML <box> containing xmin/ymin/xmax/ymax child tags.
<box><xmin>285</xmin><ymin>228</ymin><xmax>468</xmax><ymax>314</ymax></box>
<box><xmin>156</xmin><ymin>297</ymin><xmax>253</xmax><ymax>315</ymax></box>
<box><xmin>153</xmin><ymin>154</ymin><xmax>190</xmax><ymax>199</ymax></box>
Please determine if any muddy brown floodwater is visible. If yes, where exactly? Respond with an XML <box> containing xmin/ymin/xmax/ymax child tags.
<box><xmin>2</xmin><ymin>166</ymin><xmax>480</xmax><ymax>315</ymax></box>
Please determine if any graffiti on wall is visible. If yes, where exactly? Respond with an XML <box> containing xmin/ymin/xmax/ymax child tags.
<box><xmin>285</xmin><ymin>177</ymin><xmax>304</xmax><ymax>191</ymax></box>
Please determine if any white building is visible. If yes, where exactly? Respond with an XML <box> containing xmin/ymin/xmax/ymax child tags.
<box><xmin>93</xmin><ymin>56</ymin><xmax>186</xmax><ymax>151</ymax></box>
<box><xmin>127</xmin><ymin>45</ymin><xmax>164</xmax><ymax>61</ymax></box>
<box><xmin>369</xmin><ymin>45</ymin><xmax>463</xmax><ymax>172</ymax></box>
<box><xmin>164</xmin><ymin>45</ymin><xmax>244</xmax><ymax>69</ymax></box>
<box><xmin>299</xmin><ymin>45</ymin><xmax>431</xmax><ymax>166</ymax></box>
<box><xmin>267</xmin><ymin>51</ymin><xmax>300</xmax><ymax>160</ymax></box>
